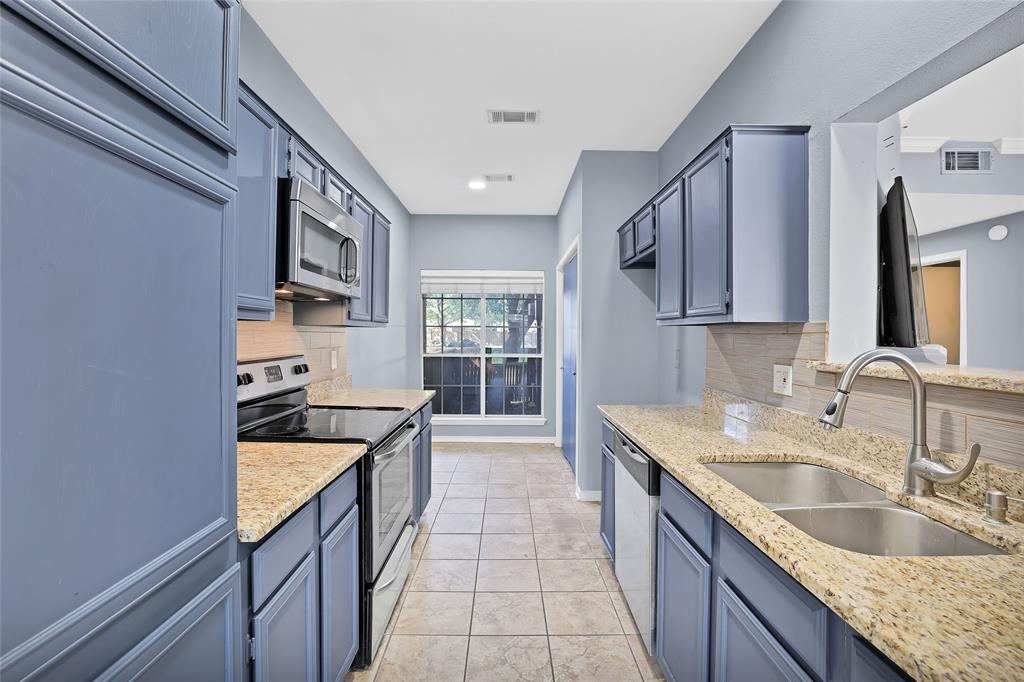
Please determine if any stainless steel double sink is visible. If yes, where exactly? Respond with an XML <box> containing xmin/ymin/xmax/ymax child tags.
<box><xmin>704</xmin><ymin>462</ymin><xmax>1005</xmax><ymax>556</ymax></box>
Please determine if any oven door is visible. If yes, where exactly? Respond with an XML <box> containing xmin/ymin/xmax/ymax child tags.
<box><xmin>371</xmin><ymin>420</ymin><xmax>418</xmax><ymax>578</ymax></box>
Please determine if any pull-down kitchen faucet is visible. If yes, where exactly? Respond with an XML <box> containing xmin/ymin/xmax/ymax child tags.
<box><xmin>818</xmin><ymin>348</ymin><xmax>981</xmax><ymax>497</ymax></box>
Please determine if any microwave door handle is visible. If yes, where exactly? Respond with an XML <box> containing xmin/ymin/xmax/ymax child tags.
<box><xmin>340</xmin><ymin>236</ymin><xmax>359</xmax><ymax>285</ymax></box>
<box><xmin>373</xmin><ymin>422</ymin><xmax>420</xmax><ymax>465</ymax></box>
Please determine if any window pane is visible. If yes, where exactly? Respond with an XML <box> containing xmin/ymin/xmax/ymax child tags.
<box><xmin>442</xmin><ymin>387</ymin><xmax>461</xmax><ymax>414</ymax></box>
<box><xmin>442</xmin><ymin>357</ymin><xmax>463</xmax><ymax>385</ymax></box>
<box><xmin>426</xmin><ymin>387</ymin><xmax>441</xmax><ymax>414</ymax></box>
<box><xmin>424</xmin><ymin>297</ymin><xmax>441</xmax><ymax>326</ymax></box>
<box><xmin>424</xmin><ymin>327</ymin><xmax>442</xmax><ymax>354</ymax></box>
<box><xmin>443</xmin><ymin>327</ymin><xmax>462</xmax><ymax>353</ymax></box>
<box><xmin>463</xmin><ymin>326</ymin><xmax>482</xmax><ymax>353</ymax></box>
<box><xmin>485</xmin><ymin>296</ymin><xmax>504</xmax><ymax>326</ymax></box>
<box><xmin>462</xmin><ymin>297</ymin><xmax>481</xmax><ymax>326</ymax></box>
<box><xmin>462</xmin><ymin>387</ymin><xmax>481</xmax><ymax>415</ymax></box>
<box><xmin>524</xmin><ymin>387</ymin><xmax>542</xmax><ymax>415</ymax></box>
<box><xmin>423</xmin><ymin>357</ymin><xmax>442</xmax><ymax>386</ymax></box>
<box><xmin>485</xmin><ymin>386</ymin><xmax>503</xmax><ymax>415</ymax></box>
<box><xmin>485</xmin><ymin>327</ymin><xmax>504</xmax><ymax>352</ymax></box>
<box><xmin>463</xmin><ymin>358</ymin><xmax>481</xmax><ymax>386</ymax></box>
<box><xmin>504</xmin><ymin>386</ymin><xmax>525</xmax><ymax>415</ymax></box>
<box><xmin>484</xmin><ymin>358</ymin><xmax>503</xmax><ymax>387</ymax></box>
<box><xmin>442</xmin><ymin>297</ymin><xmax>461</xmax><ymax>327</ymax></box>
<box><xmin>525</xmin><ymin>358</ymin><xmax>542</xmax><ymax>385</ymax></box>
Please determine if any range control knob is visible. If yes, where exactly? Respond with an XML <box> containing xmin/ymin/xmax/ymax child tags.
<box><xmin>243</xmin><ymin>373</ymin><xmax>254</xmax><ymax>385</ymax></box>
<box><xmin>236</xmin><ymin>374</ymin><xmax>244</xmax><ymax>387</ymax></box>
<box><xmin>302</xmin><ymin>364</ymin><xmax>310</xmax><ymax>373</ymax></box>
<box><xmin>293</xmin><ymin>364</ymin><xmax>305</xmax><ymax>375</ymax></box>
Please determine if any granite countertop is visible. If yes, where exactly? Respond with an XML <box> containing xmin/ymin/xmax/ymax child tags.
<box><xmin>310</xmin><ymin>385</ymin><xmax>435</xmax><ymax>412</ymax></box>
<box><xmin>598</xmin><ymin>399</ymin><xmax>1024</xmax><ymax>682</ymax></box>
<box><xmin>237</xmin><ymin>441</ymin><xmax>365</xmax><ymax>543</ymax></box>
<box><xmin>808</xmin><ymin>360</ymin><xmax>1024</xmax><ymax>395</ymax></box>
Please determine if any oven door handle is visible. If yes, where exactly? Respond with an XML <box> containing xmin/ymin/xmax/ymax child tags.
<box><xmin>374</xmin><ymin>522</ymin><xmax>416</xmax><ymax>592</ymax></box>
<box><xmin>373</xmin><ymin>422</ymin><xmax>420</xmax><ymax>465</ymax></box>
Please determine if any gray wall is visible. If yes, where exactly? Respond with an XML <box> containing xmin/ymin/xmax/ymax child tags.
<box><xmin>239</xmin><ymin>8</ymin><xmax>412</xmax><ymax>388</ymax></box>
<box><xmin>408</xmin><ymin>215</ymin><xmax>559</xmax><ymax>439</ymax></box>
<box><xmin>656</xmin><ymin>0</ymin><xmax>1020</xmax><ymax>324</ymax></box>
<box><xmin>919</xmin><ymin>211</ymin><xmax>1024</xmax><ymax>370</ymax></box>
<box><xmin>902</xmin><ymin>143</ymin><xmax>1024</xmax><ymax>195</ymax></box>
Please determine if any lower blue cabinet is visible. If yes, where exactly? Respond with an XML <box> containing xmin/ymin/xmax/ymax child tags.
<box><xmin>600</xmin><ymin>445</ymin><xmax>615</xmax><ymax>558</ymax></box>
<box><xmin>656</xmin><ymin>513</ymin><xmax>710</xmax><ymax>682</ymax></box>
<box><xmin>714</xmin><ymin>579</ymin><xmax>812</xmax><ymax>682</ymax></box>
<box><xmin>252</xmin><ymin>551</ymin><xmax>318</xmax><ymax>682</ymax></box>
<box><xmin>412</xmin><ymin>417</ymin><xmax>433</xmax><ymax>522</ymax></box>
<box><xmin>321</xmin><ymin>504</ymin><xmax>360</xmax><ymax>682</ymax></box>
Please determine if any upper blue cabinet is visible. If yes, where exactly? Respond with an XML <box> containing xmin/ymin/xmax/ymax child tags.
<box><xmin>5</xmin><ymin>0</ymin><xmax>240</xmax><ymax>151</ymax></box>
<box><xmin>620</xmin><ymin>125</ymin><xmax>809</xmax><ymax>326</ymax></box>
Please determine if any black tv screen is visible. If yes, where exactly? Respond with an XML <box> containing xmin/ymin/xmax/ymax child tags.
<box><xmin>877</xmin><ymin>176</ymin><xmax>930</xmax><ymax>349</ymax></box>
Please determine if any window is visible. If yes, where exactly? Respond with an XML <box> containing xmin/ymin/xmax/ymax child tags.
<box><xmin>421</xmin><ymin>271</ymin><xmax>544</xmax><ymax>421</ymax></box>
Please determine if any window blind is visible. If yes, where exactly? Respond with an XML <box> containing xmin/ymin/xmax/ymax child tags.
<box><xmin>420</xmin><ymin>270</ymin><xmax>544</xmax><ymax>295</ymax></box>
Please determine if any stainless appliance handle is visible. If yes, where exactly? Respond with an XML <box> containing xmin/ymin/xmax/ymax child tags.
<box><xmin>374</xmin><ymin>422</ymin><xmax>419</xmax><ymax>465</ymax></box>
<box><xmin>346</xmin><ymin>237</ymin><xmax>361</xmax><ymax>286</ymax></box>
<box><xmin>622</xmin><ymin>441</ymin><xmax>647</xmax><ymax>465</ymax></box>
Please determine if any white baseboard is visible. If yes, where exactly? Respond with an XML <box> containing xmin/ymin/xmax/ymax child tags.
<box><xmin>432</xmin><ymin>435</ymin><xmax>557</xmax><ymax>444</ymax></box>
<box><xmin>576</xmin><ymin>487</ymin><xmax>601</xmax><ymax>502</ymax></box>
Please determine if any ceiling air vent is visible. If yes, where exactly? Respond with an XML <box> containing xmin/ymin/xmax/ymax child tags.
<box><xmin>942</xmin><ymin>148</ymin><xmax>993</xmax><ymax>174</ymax></box>
<box><xmin>484</xmin><ymin>173</ymin><xmax>515</xmax><ymax>183</ymax></box>
<box><xmin>487</xmin><ymin>110</ymin><xmax>539</xmax><ymax>124</ymax></box>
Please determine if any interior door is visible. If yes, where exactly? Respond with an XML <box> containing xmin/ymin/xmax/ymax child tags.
<box><xmin>561</xmin><ymin>255</ymin><xmax>578</xmax><ymax>472</ymax></box>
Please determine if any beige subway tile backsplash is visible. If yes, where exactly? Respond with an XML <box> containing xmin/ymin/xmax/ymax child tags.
<box><xmin>967</xmin><ymin>417</ymin><xmax>1024</xmax><ymax>469</ymax></box>
<box><xmin>237</xmin><ymin>301</ymin><xmax>347</xmax><ymax>382</ymax></box>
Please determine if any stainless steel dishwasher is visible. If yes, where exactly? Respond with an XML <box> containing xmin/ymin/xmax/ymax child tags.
<box><xmin>613</xmin><ymin>431</ymin><xmax>661</xmax><ymax>654</ymax></box>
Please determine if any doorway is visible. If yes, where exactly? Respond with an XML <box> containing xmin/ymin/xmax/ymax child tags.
<box><xmin>560</xmin><ymin>253</ymin><xmax>578</xmax><ymax>471</ymax></box>
<box><xmin>921</xmin><ymin>251</ymin><xmax>967</xmax><ymax>365</ymax></box>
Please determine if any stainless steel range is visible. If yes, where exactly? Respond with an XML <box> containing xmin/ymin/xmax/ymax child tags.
<box><xmin>236</xmin><ymin>355</ymin><xmax>417</xmax><ymax>667</ymax></box>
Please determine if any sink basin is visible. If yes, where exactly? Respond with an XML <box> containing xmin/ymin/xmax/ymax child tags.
<box><xmin>705</xmin><ymin>462</ymin><xmax>887</xmax><ymax>505</ymax></box>
<box><xmin>774</xmin><ymin>504</ymin><xmax>1006</xmax><ymax>556</ymax></box>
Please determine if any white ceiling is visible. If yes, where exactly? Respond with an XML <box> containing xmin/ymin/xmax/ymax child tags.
<box><xmin>909</xmin><ymin>193</ymin><xmax>1024</xmax><ymax>235</ymax></box>
<box><xmin>244</xmin><ymin>0</ymin><xmax>779</xmax><ymax>215</ymax></box>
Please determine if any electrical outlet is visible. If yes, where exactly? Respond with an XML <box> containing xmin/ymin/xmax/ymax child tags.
<box><xmin>772</xmin><ymin>364</ymin><xmax>793</xmax><ymax>396</ymax></box>
<box><xmin>331</xmin><ymin>350</ymin><xmax>338</xmax><ymax>371</ymax></box>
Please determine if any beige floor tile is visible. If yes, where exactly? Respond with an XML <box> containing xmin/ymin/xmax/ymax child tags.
<box><xmin>596</xmin><ymin>559</ymin><xmax>618</xmax><ymax>589</ymax></box>
<box><xmin>538</xmin><ymin>560</ymin><xmax>606</xmax><ymax>591</ymax></box>
<box><xmin>346</xmin><ymin>633</ymin><xmax>389</xmax><ymax>682</ymax></box>
<box><xmin>411</xmin><ymin>531</ymin><xmax>428</xmax><ymax>560</ymax></box>
<box><xmin>431</xmin><ymin>513</ymin><xmax>484</xmax><ymax>534</ymax></box>
<box><xmin>586</xmin><ymin>532</ymin><xmax>611</xmax><ymax>559</ymax></box>
<box><xmin>626</xmin><ymin>634</ymin><xmax>665</xmax><ymax>680</ymax></box>
<box><xmin>432</xmin><ymin>471</ymin><xmax>454</xmax><ymax>485</ymax></box>
<box><xmin>450</xmin><ymin>471</ymin><xmax>490</xmax><ymax>485</ymax></box>
<box><xmin>608</xmin><ymin>590</ymin><xmax>639</xmax><ymax>635</ymax></box>
<box><xmin>466</xmin><ymin>635</ymin><xmax>553</xmax><ymax>682</ymax></box>
<box><xmin>574</xmin><ymin>499</ymin><xmax>601</xmax><ymax>514</ymax></box>
<box><xmin>530</xmin><ymin>498</ymin><xmax>580</xmax><ymax>515</ymax></box>
<box><xmin>409</xmin><ymin>559</ymin><xmax>478</xmax><ymax>592</ymax></box>
<box><xmin>446</xmin><ymin>484</ymin><xmax>490</xmax><ymax>498</ymax></box>
<box><xmin>376</xmin><ymin>635</ymin><xmax>469</xmax><ymax>682</ymax></box>
<box><xmin>543</xmin><ymin>592</ymin><xmax>623</xmax><ymax>635</ymax></box>
<box><xmin>490</xmin><ymin>471</ymin><xmax>528</xmax><ymax>484</ymax></box>
<box><xmin>527</xmin><ymin>483</ymin><xmax>573</xmax><ymax>498</ymax></box>
<box><xmin>549</xmin><ymin>635</ymin><xmax>642</xmax><ymax>681</ymax></box>
<box><xmin>417</xmin><ymin>516</ymin><xmax>434</xmax><ymax>534</ymax></box>
<box><xmin>488</xmin><ymin>484</ymin><xmax>529</xmax><ymax>498</ymax></box>
<box><xmin>476</xmin><ymin>559</ymin><xmax>541</xmax><ymax>591</ymax></box>
<box><xmin>422</xmin><ymin>533</ymin><xmax>481</xmax><ymax>560</ymax></box>
<box><xmin>534</xmin><ymin>533</ymin><xmax>600</xmax><ymax>559</ymax></box>
<box><xmin>432</xmin><ymin>461</ymin><xmax>458</xmax><ymax>473</ymax></box>
<box><xmin>471</xmin><ymin>592</ymin><xmax>547</xmax><ymax>635</ymax></box>
<box><xmin>394</xmin><ymin>592</ymin><xmax>474</xmax><ymax>635</ymax></box>
<box><xmin>480</xmin><ymin>534</ymin><xmax>536</xmax><ymax>559</ymax></box>
<box><xmin>455</xmin><ymin>458</ymin><xmax>492</xmax><ymax>472</ymax></box>
<box><xmin>485</xmin><ymin>497</ymin><xmax>532</xmax><ymax>514</ymax></box>
<box><xmin>579</xmin><ymin>515</ymin><xmax>601</xmax><ymax>533</ymax></box>
<box><xmin>490</xmin><ymin>460</ymin><xmax>526</xmax><ymax>472</ymax></box>
<box><xmin>531</xmin><ymin>514</ymin><xmax>585</xmax><ymax>534</ymax></box>
<box><xmin>483</xmin><ymin>513</ymin><xmax>533</xmax><ymax>534</ymax></box>
<box><xmin>431</xmin><ymin>483</ymin><xmax>449</xmax><ymax>498</ymax></box>
<box><xmin>439</xmin><ymin>497</ymin><xmax>486</xmax><ymax>514</ymax></box>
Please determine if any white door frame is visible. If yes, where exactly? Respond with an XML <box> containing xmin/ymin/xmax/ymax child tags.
<box><xmin>921</xmin><ymin>249</ymin><xmax>968</xmax><ymax>365</ymax></box>
<box><xmin>555</xmin><ymin>237</ymin><xmax>581</xmax><ymax>485</ymax></box>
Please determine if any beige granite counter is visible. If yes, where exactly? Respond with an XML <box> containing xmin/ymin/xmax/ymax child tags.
<box><xmin>237</xmin><ymin>441</ymin><xmax>365</xmax><ymax>543</ymax></box>
<box><xmin>599</xmin><ymin>396</ymin><xmax>1024</xmax><ymax>682</ymax></box>
<box><xmin>808</xmin><ymin>360</ymin><xmax>1024</xmax><ymax>395</ymax></box>
<box><xmin>308</xmin><ymin>384</ymin><xmax>435</xmax><ymax>413</ymax></box>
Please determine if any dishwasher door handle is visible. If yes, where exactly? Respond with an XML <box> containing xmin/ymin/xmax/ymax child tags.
<box><xmin>622</xmin><ymin>444</ymin><xmax>648</xmax><ymax>465</ymax></box>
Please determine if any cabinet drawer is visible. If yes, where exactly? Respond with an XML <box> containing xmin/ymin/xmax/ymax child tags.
<box><xmin>320</xmin><ymin>466</ymin><xmax>358</xmax><ymax>536</ymax></box>
<box><xmin>660</xmin><ymin>472</ymin><xmax>713</xmax><ymax>556</ymax></box>
<box><xmin>252</xmin><ymin>501</ymin><xmax>319</xmax><ymax>611</ymax></box>
<box><xmin>717</xmin><ymin>520</ymin><xmax>828</xmax><ymax>679</ymax></box>
<box><xmin>601</xmin><ymin>421</ymin><xmax>615</xmax><ymax>451</ymax></box>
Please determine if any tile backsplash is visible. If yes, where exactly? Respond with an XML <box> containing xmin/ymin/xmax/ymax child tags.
<box><xmin>705</xmin><ymin>322</ymin><xmax>1024</xmax><ymax>515</ymax></box>
<box><xmin>237</xmin><ymin>301</ymin><xmax>351</xmax><ymax>386</ymax></box>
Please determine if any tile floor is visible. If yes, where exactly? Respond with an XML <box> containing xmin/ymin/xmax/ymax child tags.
<box><xmin>346</xmin><ymin>442</ymin><xmax>665</xmax><ymax>682</ymax></box>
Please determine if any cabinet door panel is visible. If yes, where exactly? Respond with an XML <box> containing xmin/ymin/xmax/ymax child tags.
<box><xmin>654</xmin><ymin>180</ymin><xmax>684</xmax><ymax>320</ymax></box>
<box><xmin>371</xmin><ymin>215</ymin><xmax>390</xmax><ymax>323</ymax></box>
<box><xmin>326</xmin><ymin>173</ymin><xmax>351</xmax><ymax>211</ymax></box>
<box><xmin>634</xmin><ymin>206</ymin><xmax>655</xmax><ymax>254</ymax></box>
<box><xmin>714</xmin><ymin>579</ymin><xmax>811</xmax><ymax>682</ymax></box>
<box><xmin>618</xmin><ymin>223</ymin><xmax>635</xmax><ymax>266</ymax></box>
<box><xmin>600</xmin><ymin>446</ymin><xmax>615</xmax><ymax>558</ymax></box>
<box><xmin>289</xmin><ymin>137</ymin><xmax>323</xmax><ymax>190</ymax></box>
<box><xmin>685</xmin><ymin>141</ymin><xmax>729</xmax><ymax>317</ymax></box>
<box><xmin>321</xmin><ymin>505</ymin><xmax>359</xmax><ymax>682</ymax></box>
<box><xmin>236</xmin><ymin>88</ymin><xmax>278</xmax><ymax>319</ymax></box>
<box><xmin>347</xmin><ymin>198</ymin><xmax>374</xmax><ymax>322</ymax></box>
<box><xmin>656</xmin><ymin>514</ymin><xmax>710</xmax><ymax>682</ymax></box>
<box><xmin>411</xmin><ymin>433</ymin><xmax>424</xmax><ymax>522</ymax></box>
<box><xmin>253</xmin><ymin>552</ymin><xmax>318</xmax><ymax>682</ymax></box>
<box><xmin>420</xmin><ymin>423</ymin><xmax>433</xmax><ymax>513</ymax></box>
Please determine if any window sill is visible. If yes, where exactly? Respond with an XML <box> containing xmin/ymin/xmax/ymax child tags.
<box><xmin>432</xmin><ymin>416</ymin><xmax>548</xmax><ymax>427</ymax></box>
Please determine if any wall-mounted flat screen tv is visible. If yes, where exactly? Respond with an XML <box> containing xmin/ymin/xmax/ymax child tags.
<box><xmin>877</xmin><ymin>176</ymin><xmax>930</xmax><ymax>349</ymax></box>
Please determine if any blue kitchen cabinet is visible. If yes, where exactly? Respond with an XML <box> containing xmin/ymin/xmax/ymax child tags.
<box><xmin>635</xmin><ymin>205</ymin><xmax>656</xmax><ymax>255</ymax></box>
<box><xmin>600</xmin><ymin>445</ymin><xmax>615</xmax><ymax>558</ymax></box>
<box><xmin>347</xmin><ymin>196</ymin><xmax>375</xmax><ymax>323</ymax></box>
<box><xmin>326</xmin><ymin>172</ymin><xmax>353</xmax><ymax>211</ymax></box>
<box><xmin>618</xmin><ymin>205</ymin><xmax>656</xmax><ymax>268</ymax></box>
<box><xmin>253</xmin><ymin>551</ymin><xmax>319</xmax><ymax>682</ymax></box>
<box><xmin>237</xmin><ymin>85</ymin><xmax>279</xmax><ymax>320</ymax></box>
<box><xmin>654</xmin><ymin>179</ymin><xmax>684</xmax><ymax>320</ymax></box>
<box><xmin>289</xmin><ymin>135</ymin><xmax>324</xmax><ymax>190</ymax></box>
<box><xmin>684</xmin><ymin>139</ymin><xmax>730</xmax><ymax>319</ymax></box>
<box><xmin>321</xmin><ymin>505</ymin><xmax>360</xmax><ymax>682</ymax></box>
<box><xmin>656</xmin><ymin>513</ymin><xmax>711</xmax><ymax>682</ymax></box>
<box><xmin>412</xmin><ymin>408</ymin><xmax>433</xmax><ymax>522</ymax></box>
<box><xmin>371</xmin><ymin>213</ymin><xmax>391</xmax><ymax>324</ymax></box>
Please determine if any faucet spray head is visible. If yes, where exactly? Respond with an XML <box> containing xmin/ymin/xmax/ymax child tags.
<box><xmin>818</xmin><ymin>390</ymin><xmax>850</xmax><ymax>431</ymax></box>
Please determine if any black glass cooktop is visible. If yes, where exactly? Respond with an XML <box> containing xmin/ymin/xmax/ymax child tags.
<box><xmin>240</xmin><ymin>405</ymin><xmax>411</xmax><ymax>448</ymax></box>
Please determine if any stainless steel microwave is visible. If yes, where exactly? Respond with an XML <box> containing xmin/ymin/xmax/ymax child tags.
<box><xmin>277</xmin><ymin>176</ymin><xmax>362</xmax><ymax>300</ymax></box>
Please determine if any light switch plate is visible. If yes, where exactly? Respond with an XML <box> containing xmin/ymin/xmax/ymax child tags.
<box><xmin>330</xmin><ymin>350</ymin><xmax>338</xmax><ymax>370</ymax></box>
<box><xmin>772</xmin><ymin>364</ymin><xmax>793</xmax><ymax>396</ymax></box>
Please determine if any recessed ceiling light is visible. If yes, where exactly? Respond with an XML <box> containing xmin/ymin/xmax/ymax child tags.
<box><xmin>468</xmin><ymin>179</ymin><xmax>487</xmax><ymax>190</ymax></box>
